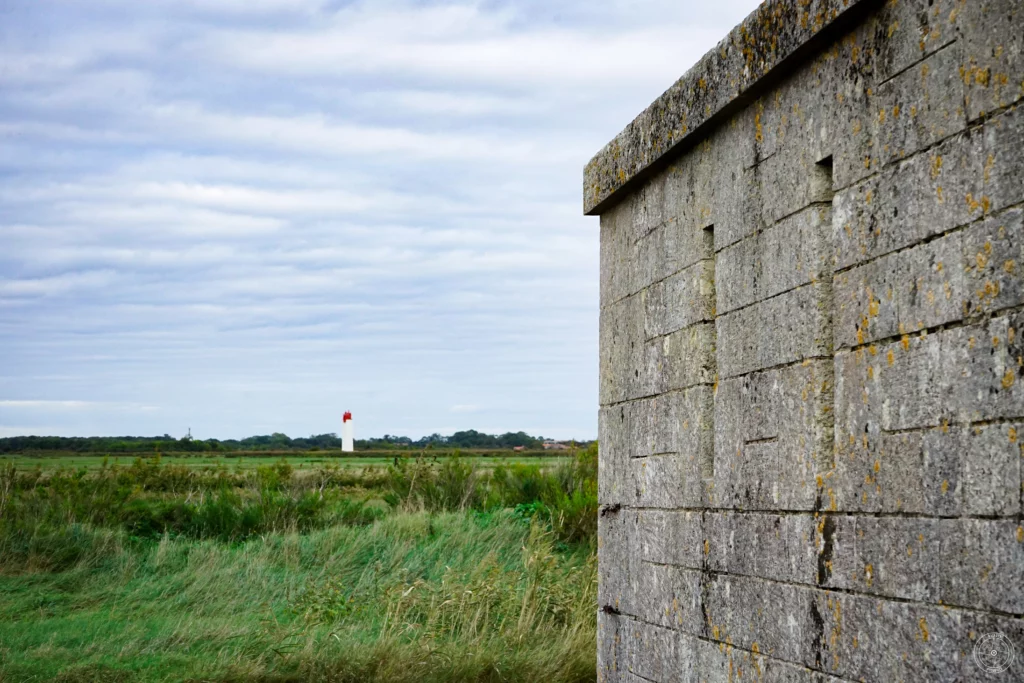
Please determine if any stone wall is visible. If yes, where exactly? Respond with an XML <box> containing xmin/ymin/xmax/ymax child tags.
<box><xmin>585</xmin><ymin>0</ymin><xmax>1024</xmax><ymax>680</ymax></box>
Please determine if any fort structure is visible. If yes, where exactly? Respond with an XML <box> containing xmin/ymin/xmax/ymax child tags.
<box><xmin>585</xmin><ymin>0</ymin><xmax>1023</xmax><ymax>680</ymax></box>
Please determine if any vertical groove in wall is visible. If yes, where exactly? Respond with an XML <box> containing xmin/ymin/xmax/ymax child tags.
<box><xmin>816</xmin><ymin>157</ymin><xmax>837</xmax><ymax>477</ymax></box>
<box><xmin>702</xmin><ymin>225</ymin><xmax>716</xmax><ymax>483</ymax></box>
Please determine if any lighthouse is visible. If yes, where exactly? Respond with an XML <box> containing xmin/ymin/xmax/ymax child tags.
<box><xmin>342</xmin><ymin>411</ymin><xmax>354</xmax><ymax>452</ymax></box>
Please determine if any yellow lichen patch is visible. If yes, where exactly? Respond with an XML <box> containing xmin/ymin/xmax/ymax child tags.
<box><xmin>930</xmin><ymin>155</ymin><xmax>943</xmax><ymax>179</ymax></box>
<box><xmin>1005</xmin><ymin>260</ymin><xmax>1016</xmax><ymax>274</ymax></box>
<box><xmin>918</xmin><ymin>618</ymin><xmax>929</xmax><ymax>642</ymax></box>
<box><xmin>966</xmin><ymin>193</ymin><xmax>982</xmax><ymax>213</ymax></box>
<box><xmin>1017</xmin><ymin>526</ymin><xmax>1023</xmax><ymax>543</ymax></box>
<box><xmin>864</xmin><ymin>563</ymin><xmax>874</xmax><ymax>586</ymax></box>
<box><xmin>901</xmin><ymin>335</ymin><xmax>911</xmax><ymax>351</ymax></box>
<box><xmin>941</xmin><ymin>480</ymin><xmax>950</xmax><ymax>495</ymax></box>
<box><xmin>887</xmin><ymin>349</ymin><xmax>895</xmax><ymax>366</ymax></box>
<box><xmin>1002</xmin><ymin>370</ymin><xmax>1015</xmax><ymax>390</ymax></box>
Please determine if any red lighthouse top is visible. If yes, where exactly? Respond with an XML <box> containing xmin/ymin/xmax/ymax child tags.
<box><xmin>343</xmin><ymin>411</ymin><xmax>352</xmax><ymax>422</ymax></box>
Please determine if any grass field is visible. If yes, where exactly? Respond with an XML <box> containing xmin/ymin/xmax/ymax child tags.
<box><xmin>0</xmin><ymin>451</ymin><xmax>566</xmax><ymax>471</ymax></box>
<box><xmin>0</xmin><ymin>450</ymin><xmax>597</xmax><ymax>682</ymax></box>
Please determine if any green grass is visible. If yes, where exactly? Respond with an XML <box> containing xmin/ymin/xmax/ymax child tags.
<box><xmin>0</xmin><ymin>513</ymin><xmax>596</xmax><ymax>682</ymax></box>
<box><xmin>0</xmin><ymin>453</ymin><xmax>567</xmax><ymax>471</ymax></box>
<box><xmin>0</xmin><ymin>450</ymin><xmax>598</xmax><ymax>682</ymax></box>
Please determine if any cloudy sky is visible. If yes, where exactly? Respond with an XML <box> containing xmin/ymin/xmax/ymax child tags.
<box><xmin>0</xmin><ymin>0</ymin><xmax>761</xmax><ymax>441</ymax></box>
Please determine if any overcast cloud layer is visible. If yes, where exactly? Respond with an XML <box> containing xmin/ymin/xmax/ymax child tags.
<box><xmin>0</xmin><ymin>0</ymin><xmax>761</xmax><ymax>441</ymax></box>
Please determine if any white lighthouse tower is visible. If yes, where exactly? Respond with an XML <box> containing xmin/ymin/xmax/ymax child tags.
<box><xmin>342</xmin><ymin>411</ymin><xmax>354</xmax><ymax>452</ymax></box>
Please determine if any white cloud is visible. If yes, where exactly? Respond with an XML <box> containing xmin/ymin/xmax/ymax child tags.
<box><xmin>0</xmin><ymin>0</ymin><xmax>762</xmax><ymax>440</ymax></box>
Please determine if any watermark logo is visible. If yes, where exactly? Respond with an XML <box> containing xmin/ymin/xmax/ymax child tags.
<box><xmin>973</xmin><ymin>632</ymin><xmax>1016</xmax><ymax>675</ymax></box>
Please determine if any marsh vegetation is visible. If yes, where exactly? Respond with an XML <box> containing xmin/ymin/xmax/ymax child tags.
<box><xmin>0</xmin><ymin>449</ymin><xmax>598</xmax><ymax>682</ymax></box>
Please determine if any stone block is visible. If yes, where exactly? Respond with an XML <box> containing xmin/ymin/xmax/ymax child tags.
<box><xmin>942</xmin><ymin>518</ymin><xmax>1024</xmax><ymax>615</ymax></box>
<box><xmin>833</xmin><ymin>129</ymin><xmax>984</xmax><ymax>270</ymax></box>
<box><xmin>960</xmin><ymin>0</ymin><xmax>1024</xmax><ymax>120</ymax></box>
<box><xmin>757</xmin><ymin>146</ymin><xmax>836</xmax><ymax>227</ymax></box>
<box><xmin>711</xmin><ymin>165</ymin><xmax>763</xmax><ymax>251</ymax></box>
<box><xmin>826</xmin><ymin>516</ymin><xmax>943</xmax><ymax>602</ymax></box>
<box><xmin>982</xmin><ymin>104</ymin><xmax>1024</xmax><ymax>215</ymax></box>
<box><xmin>834</xmin><ymin>424</ymin><xmax>954</xmax><ymax>514</ymax></box>
<box><xmin>598</xmin><ymin>508</ymin><xmax>639</xmax><ymax>614</ymax></box>
<box><xmin>717</xmin><ymin>283</ymin><xmax>832</xmax><ymax>379</ymax></box>
<box><xmin>601</xmin><ymin>200</ymin><xmax>640</xmax><ymax>307</ymax></box>
<box><xmin>963</xmin><ymin>208</ymin><xmax>1024</xmax><ymax>316</ymax></box>
<box><xmin>636</xmin><ymin>509</ymin><xmax>704</xmax><ymax>568</ymax></box>
<box><xmin>705</xmin><ymin>512</ymin><xmax>819</xmax><ymax>585</ymax></box>
<box><xmin>871</xmin><ymin>0</ymin><xmax>961</xmax><ymax>84</ymax></box>
<box><xmin>660</xmin><ymin>322</ymin><xmax>716</xmax><ymax>392</ymax></box>
<box><xmin>637</xmin><ymin>215</ymin><xmax>713</xmax><ymax>294</ymax></box>
<box><xmin>631</xmin><ymin>169</ymin><xmax>666</xmax><ymax>238</ymax></box>
<box><xmin>701</xmin><ymin>573</ymin><xmax>817</xmax><ymax>667</ymax></box>
<box><xmin>877</xmin><ymin>330</ymin><xmax>950</xmax><ymax>431</ymax></box>
<box><xmin>600</xmin><ymin>293</ymin><xmax>648</xmax><ymax>405</ymax></box>
<box><xmin>895</xmin><ymin>230</ymin><xmax>965</xmax><ymax>334</ymax></box>
<box><xmin>621</xmin><ymin>618</ymin><xmax>696</xmax><ymax>683</ymax></box>
<box><xmin>644</xmin><ymin>260</ymin><xmax>715</xmax><ymax>339</ymax></box>
<box><xmin>947</xmin><ymin>312</ymin><xmax>1024</xmax><ymax>422</ymax></box>
<box><xmin>833</xmin><ymin>250</ymin><xmax>901</xmax><ymax>348</ymax></box>
<box><xmin>696</xmin><ymin>637</ymin><xmax>847</xmax><ymax>682</ymax></box>
<box><xmin>703</xmin><ymin>511</ymin><xmax>758</xmax><ymax>577</ymax></box>
<box><xmin>715</xmin><ymin>360</ymin><xmax>833</xmax><ymax>511</ymax></box>
<box><xmin>634</xmin><ymin>562</ymin><xmax>703</xmax><ymax>631</ymax></box>
<box><xmin>920</xmin><ymin>426</ymin><xmax>965</xmax><ymax>516</ymax></box>
<box><xmin>816</xmin><ymin>589</ymin><xmax>1024</xmax><ymax>681</ymax></box>
<box><xmin>834</xmin><ymin>232</ymin><xmax>965</xmax><ymax>348</ymax></box>
<box><xmin>957</xmin><ymin>422</ymin><xmax>1023</xmax><ymax>517</ymax></box>
<box><xmin>717</xmin><ymin>205</ymin><xmax>832</xmax><ymax>316</ymax></box>
<box><xmin>876</xmin><ymin>41</ymin><xmax>966</xmax><ymax>165</ymax></box>
<box><xmin>599</xmin><ymin>405</ymin><xmax>630</xmax><ymax>506</ymax></box>
<box><xmin>662</xmin><ymin>150</ymin><xmax>716</xmax><ymax>243</ymax></box>
<box><xmin>598</xmin><ymin>609</ymin><xmax>624</xmax><ymax>683</ymax></box>
<box><xmin>649</xmin><ymin>388</ymin><xmax>715</xmax><ymax>462</ymax></box>
<box><xmin>631</xmin><ymin>453</ymin><xmax>704</xmax><ymax>509</ymax></box>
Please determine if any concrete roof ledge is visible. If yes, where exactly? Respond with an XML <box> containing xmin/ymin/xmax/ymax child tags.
<box><xmin>583</xmin><ymin>0</ymin><xmax>877</xmax><ymax>216</ymax></box>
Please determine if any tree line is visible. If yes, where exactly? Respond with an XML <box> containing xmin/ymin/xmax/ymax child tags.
<box><xmin>0</xmin><ymin>430</ymin><xmax>567</xmax><ymax>454</ymax></box>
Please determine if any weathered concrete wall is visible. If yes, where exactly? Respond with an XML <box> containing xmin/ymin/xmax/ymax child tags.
<box><xmin>586</xmin><ymin>0</ymin><xmax>1024</xmax><ymax>680</ymax></box>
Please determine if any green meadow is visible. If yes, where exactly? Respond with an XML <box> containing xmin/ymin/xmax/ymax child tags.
<box><xmin>0</xmin><ymin>451</ymin><xmax>597</xmax><ymax>682</ymax></box>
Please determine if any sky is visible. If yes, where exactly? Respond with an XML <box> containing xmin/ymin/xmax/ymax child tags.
<box><xmin>0</xmin><ymin>0</ymin><xmax>762</xmax><ymax>441</ymax></box>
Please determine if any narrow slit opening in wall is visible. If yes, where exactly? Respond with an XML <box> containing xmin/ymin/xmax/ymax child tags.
<box><xmin>815</xmin><ymin>155</ymin><xmax>835</xmax><ymax>202</ymax></box>
<box><xmin>702</xmin><ymin>225</ymin><xmax>715</xmax><ymax>258</ymax></box>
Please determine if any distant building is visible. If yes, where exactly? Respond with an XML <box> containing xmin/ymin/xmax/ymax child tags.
<box><xmin>542</xmin><ymin>441</ymin><xmax>569</xmax><ymax>451</ymax></box>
